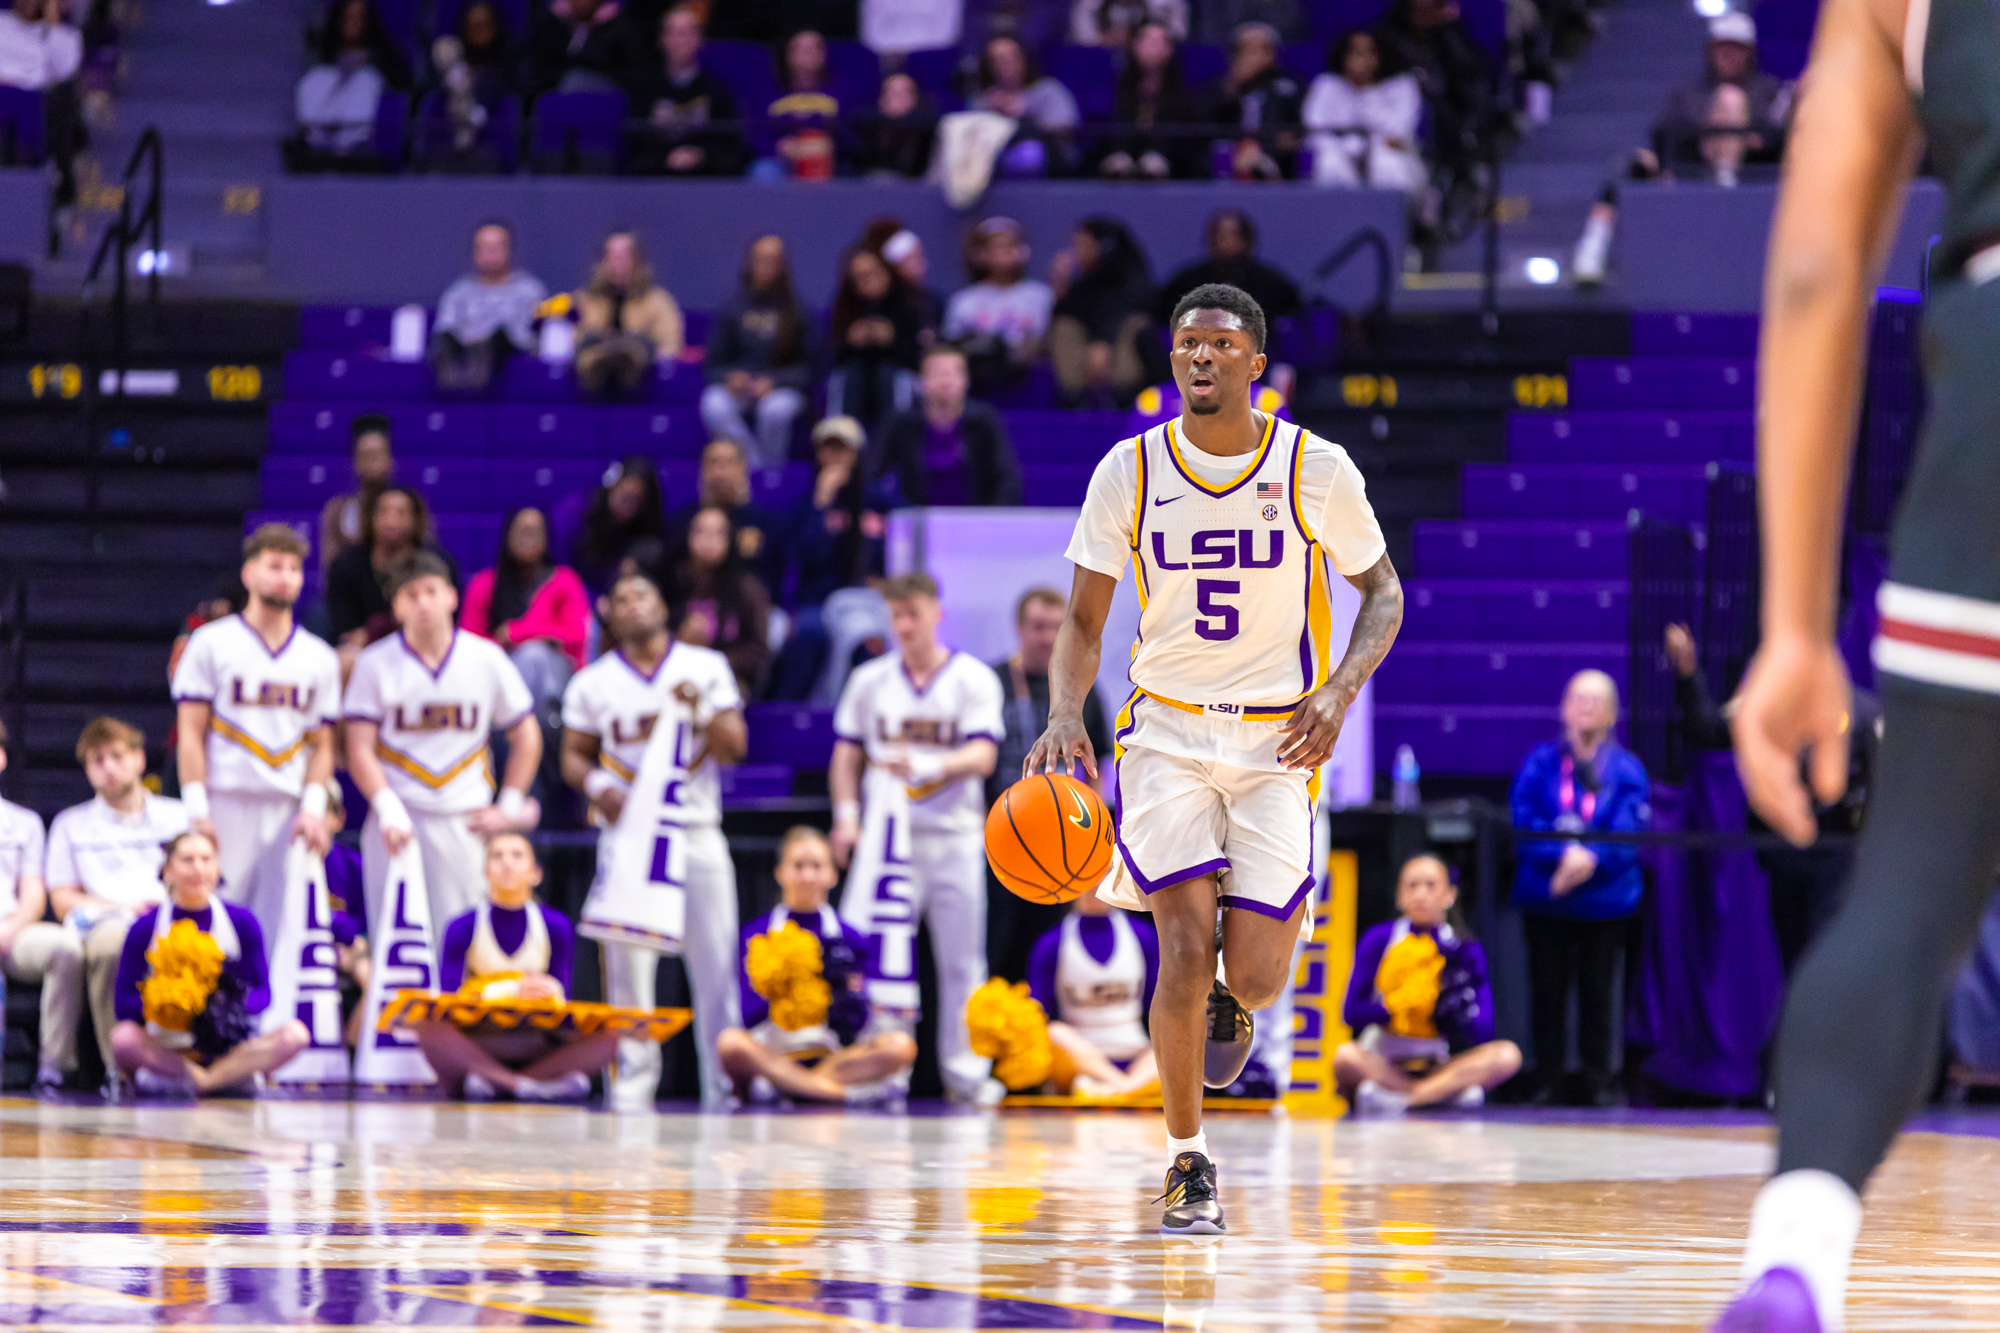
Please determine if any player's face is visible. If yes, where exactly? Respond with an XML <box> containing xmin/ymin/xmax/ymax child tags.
<box><xmin>485</xmin><ymin>835</ymin><xmax>542</xmax><ymax>907</ymax></box>
<box><xmin>610</xmin><ymin>578</ymin><xmax>668</xmax><ymax>642</ymax></box>
<box><xmin>392</xmin><ymin>575</ymin><xmax>459</xmax><ymax>634</ymax></box>
<box><xmin>84</xmin><ymin>741</ymin><xmax>145</xmax><ymax>800</ymax></box>
<box><xmin>163</xmin><ymin>833</ymin><xmax>221</xmax><ymax>906</ymax></box>
<box><xmin>1170</xmin><ymin>309</ymin><xmax>1265</xmax><ymax>417</ymax></box>
<box><xmin>776</xmin><ymin>837</ymin><xmax>837</xmax><ymax>909</ymax></box>
<box><xmin>242</xmin><ymin>550</ymin><xmax>304</xmax><ymax>612</ymax></box>
<box><xmin>888</xmin><ymin>594</ymin><xmax>942</xmax><ymax>656</ymax></box>
<box><xmin>1396</xmin><ymin>857</ymin><xmax>1455</xmax><ymax>928</ymax></box>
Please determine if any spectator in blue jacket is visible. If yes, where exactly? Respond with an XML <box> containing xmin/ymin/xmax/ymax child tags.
<box><xmin>1510</xmin><ymin>668</ymin><xmax>1649</xmax><ymax>1105</ymax></box>
<box><xmin>1337</xmin><ymin>852</ymin><xmax>1520</xmax><ymax>1115</ymax></box>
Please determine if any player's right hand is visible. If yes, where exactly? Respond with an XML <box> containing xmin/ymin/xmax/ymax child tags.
<box><xmin>591</xmin><ymin>786</ymin><xmax>627</xmax><ymax>825</ymax></box>
<box><xmin>830</xmin><ymin>817</ymin><xmax>859</xmax><ymax>868</ymax></box>
<box><xmin>382</xmin><ymin>825</ymin><xmax>414</xmax><ymax>857</ymax></box>
<box><xmin>1731</xmin><ymin>631</ymin><xmax>1851</xmax><ymax>848</ymax></box>
<box><xmin>1024</xmin><ymin>713</ymin><xmax>1098</xmax><ymax>781</ymax></box>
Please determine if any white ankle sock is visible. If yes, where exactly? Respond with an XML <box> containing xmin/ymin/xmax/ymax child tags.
<box><xmin>1167</xmin><ymin>1131</ymin><xmax>1210</xmax><ymax>1164</ymax></box>
<box><xmin>1742</xmin><ymin>1169</ymin><xmax>1862</xmax><ymax>1333</ymax></box>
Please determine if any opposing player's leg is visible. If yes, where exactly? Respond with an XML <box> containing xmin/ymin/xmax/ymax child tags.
<box><xmin>917</xmin><ymin>831</ymin><xmax>993</xmax><ymax>1102</ymax></box>
<box><xmin>680</xmin><ymin>827</ymin><xmax>743</xmax><ymax>1109</ymax></box>
<box><xmin>1719</xmin><ymin>680</ymin><xmax>2000</xmax><ymax>1332</ymax></box>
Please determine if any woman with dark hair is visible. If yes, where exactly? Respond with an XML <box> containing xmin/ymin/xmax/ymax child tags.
<box><xmin>1303</xmin><ymin>29</ymin><xmax>1424</xmax><ymax>194</ymax></box>
<box><xmin>462</xmin><ymin>507</ymin><xmax>591</xmax><ymax>723</ymax></box>
<box><xmin>424</xmin><ymin>0</ymin><xmax>518</xmax><ymax>170</ymax></box>
<box><xmin>855</xmin><ymin>71</ymin><xmax>938</xmax><ymax>179</ymax></box>
<box><xmin>700</xmin><ymin>234</ymin><xmax>816</xmax><ymax>469</ymax></box>
<box><xmin>1049</xmin><ymin>217</ymin><xmax>1156</xmax><ymax>407</ymax></box>
<box><xmin>290</xmin><ymin>0</ymin><xmax>412</xmax><ymax>171</ymax></box>
<box><xmin>827</xmin><ymin>244</ymin><xmax>923</xmax><ymax>430</ymax></box>
<box><xmin>659</xmin><ymin>506</ymin><xmax>772</xmax><ymax>698</ymax></box>
<box><xmin>1100</xmin><ymin>21</ymin><xmax>1196</xmax><ymax>179</ymax></box>
<box><xmin>324</xmin><ymin>485</ymin><xmax>460</xmax><ymax>647</ymax></box>
<box><xmin>565</xmin><ymin>454</ymin><xmax>666</xmax><ymax>596</ymax></box>
<box><xmin>574</xmin><ymin>230</ymin><xmax>685</xmax><ymax>398</ymax></box>
<box><xmin>760</xmin><ymin>28</ymin><xmax>846</xmax><ymax>179</ymax></box>
<box><xmin>969</xmin><ymin>35</ymin><xmax>1081</xmax><ymax>176</ymax></box>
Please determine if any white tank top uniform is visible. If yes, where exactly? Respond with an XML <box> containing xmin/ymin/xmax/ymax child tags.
<box><xmin>1065</xmin><ymin>415</ymin><xmax>1385</xmax><ymax>921</ymax></box>
<box><xmin>1056</xmin><ymin>910</ymin><xmax>1153</xmax><ymax>1062</ymax></box>
<box><xmin>561</xmin><ymin>642</ymin><xmax>741</xmax><ymax>831</ymax></box>
<box><xmin>464</xmin><ymin>900</ymin><xmax>552</xmax><ymax>983</ymax></box>
<box><xmin>343</xmin><ymin>631</ymin><xmax>536</xmax><ymax>815</ymax></box>
<box><xmin>170</xmin><ymin>616</ymin><xmax>342</xmax><ymax>800</ymax></box>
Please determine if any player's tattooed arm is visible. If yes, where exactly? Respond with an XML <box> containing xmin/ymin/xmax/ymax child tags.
<box><xmin>1279</xmin><ymin>553</ymin><xmax>1403</xmax><ymax>771</ymax></box>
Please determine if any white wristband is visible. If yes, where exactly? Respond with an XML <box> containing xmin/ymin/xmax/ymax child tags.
<box><xmin>370</xmin><ymin>787</ymin><xmax>412</xmax><ymax>834</ymax></box>
<box><xmin>497</xmin><ymin>788</ymin><xmax>528</xmax><ymax>821</ymax></box>
<box><xmin>180</xmin><ymin>782</ymin><xmax>209</xmax><ymax>822</ymax></box>
<box><xmin>299</xmin><ymin>783</ymin><xmax>329</xmax><ymax>820</ymax></box>
<box><xmin>904</xmin><ymin>752</ymin><xmax>945</xmax><ymax>786</ymax></box>
<box><xmin>834</xmin><ymin>801</ymin><xmax>861</xmax><ymax>826</ymax></box>
<box><xmin>583</xmin><ymin>769</ymin><xmax>621</xmax><ymax>802</ymax></box>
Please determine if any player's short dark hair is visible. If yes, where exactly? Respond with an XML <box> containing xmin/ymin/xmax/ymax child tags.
<box><xmin>244</xmin><ymin>522</ymin><xmax>309</xmax><ymax>563</ymax></box>
<box><xmin>611</xmin><ymin>570</ymin><xmax>665</xmax><ymax>601</ymax></box>
<box><xmin>484</xmin><ymin>829</ymin><xmax>538</xmax><ymax>860</ymax></box>
<box><xmin>1169</xmin><ymin>282</ymin><xmax>1267</xmax><ymax>353</ymax></box>
<box><xmin>1015</xmin><ymin>586</ymin><xmax>1065</xmax><ymax>624</ymax></box>
<box><xmin>77</xmin><ymin>716</ymin><xmax>144</xmax><ymax>762</ymax></box>
<box><xmin>351</xmin><ymin>413</ymin><xmax>391</xmax><ymax>445</ymax></box>
<box><xmin>881</xmin><ymin>572</ymin><xmax>939</xmax><ymax>602</ymax></box>
<box><xmin>385</xmin><ymin>550</ymin><xmax>455</xmax><ymax>601</ymax></box>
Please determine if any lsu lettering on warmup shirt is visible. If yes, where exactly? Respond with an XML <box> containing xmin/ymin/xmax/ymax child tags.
<box><xmin>834</xmin><ymin>652</ymin><xmax>1005</xmax><ymax>836</ymax></box>
<box><xmin>561</xmin><ymin>642</ymin><xmax>742</xmax><ymax>829</ymax></box>
<box><xmin>1067</xmin><ymin>415</ymin><xmax>1385</xmax><ymax>709</ymax></box>
<box><xmin>343</xmin><ymin>630</ymin><xmax>534</xmax><ymax>815</ymax></box>
<box><xmin>170</xmin><ymin>616</ymin><xmax>342</xmax><ymax>799</ymax></box>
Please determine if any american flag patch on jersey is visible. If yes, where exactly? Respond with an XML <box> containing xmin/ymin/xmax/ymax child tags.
<box><xmin>1256</xmin><ymin>482</ymin><xmax>1285</xmax><ymax>499</ymax></box>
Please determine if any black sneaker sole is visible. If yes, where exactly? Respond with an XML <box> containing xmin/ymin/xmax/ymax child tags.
<box><xmin>1159</xmin><ymin>1217</ymin><xmax>1226</xmax><ymax>1236</ymax></box>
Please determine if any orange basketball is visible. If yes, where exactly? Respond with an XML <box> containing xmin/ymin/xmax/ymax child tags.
<box><xmin>985</xmin><ymin>773</ymin><xmax>1115</xmax><ymax>905</ymax></box>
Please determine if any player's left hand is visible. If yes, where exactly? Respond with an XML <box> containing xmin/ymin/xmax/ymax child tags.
<box><xmin>468</xmin><ymin>797</ymin><xmax>541</xmax><ymax>835</ymax></box>
<box><xmin>294</xmin><ymin>812</ymin><xmax>332</xmax><ymax>856</ymax></box>
<box><xmin>1277</xmin><ymin>683</ymin><xmax>1354</xmax><ymax>771</ymax></box>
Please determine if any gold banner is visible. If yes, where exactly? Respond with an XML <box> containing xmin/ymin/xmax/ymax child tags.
<box><xmin>376</xmin><ymin>990</ymin><xmax>693</xmax><ymax>1043</ymax></box>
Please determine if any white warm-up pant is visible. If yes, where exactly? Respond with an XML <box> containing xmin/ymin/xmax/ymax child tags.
<box><xmin>598</xmin><ymin>824</ymin><xmax>740</xmax><ymax>1109</ymax></box>
<box><xmin>360</xmin><ymin>806</ymin><xmax>488</xmax><ymax>937</ymax></box>
<box><xmin>840</xmin><ymin>823</ymin><xmax>991</xmax><ymax>1097</ymax></box>
<box><xmin>211</xmin><ymin>790</ymin><xmax>298</xmax><ymax>941</ymax></box>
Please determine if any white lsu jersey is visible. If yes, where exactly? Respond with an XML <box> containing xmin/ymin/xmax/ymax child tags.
<box><xmin>834</xmin><ymin>651</ymin><xmax>1005</xmax><ymax>835</ymax></box>
<box><xmin>170</xmin><ymin>615</ymin><xmax>341</xmax><ymax>799</ymax></box>
<box><xmin>561</xmin><ymin>642</ymin><xmax>743</xmax><ymax>828</ymax></box>
<box><xmin>0</xmin><ymin>797</ymin><xmax>45</xmax><ymax>915</ymax></box>
<box><xmin>343</xmin><ymin>630</ymin><xmax>535</xmax><ymax>814</ymax></box>
<box><xmin>1067</xmin><ymin>414</ymin><xmax>1385</xmax><ymax>710</ymax></box>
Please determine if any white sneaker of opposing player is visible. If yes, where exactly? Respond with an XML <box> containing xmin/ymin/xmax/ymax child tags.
<box><xmin>462</xmin><ymin>1072</ymin><xmax>499</xmax><ymax>1102</ymax></box>
<box><xmin>1354</xmin><ymin>1080</ymin><xmax>1410</xmax><ymax>1117</ymax></box>
<box><xmin>516</xmin><ymin>1071</ymin><xmax>591</xmax><ymax>1102</ymax></box>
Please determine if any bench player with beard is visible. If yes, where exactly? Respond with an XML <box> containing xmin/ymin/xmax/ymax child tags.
<box><xmin>1025</xmin><ymin>282</ymin><xmax>1402</xmax><ymax>1235</ymax></box>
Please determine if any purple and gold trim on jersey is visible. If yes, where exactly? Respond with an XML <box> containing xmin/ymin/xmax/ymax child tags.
<box><xmin>373</xmin><ymin>740</ymin><xmax>492</xmax><ymax>791</ymax></box>
<box><xmin>1162</xmin><ymin>413</ymin><xmax>1278</xmax><ymax>498</ymax></box>
<box><xmin>597</xmin><ymin>752</ymin><xmax>637</xmax><ymax>784</ymax></box>
<box><xmin>208</xmin><ymin>715</ymin><xmax>315</xmax><ymax>770</ymax></box>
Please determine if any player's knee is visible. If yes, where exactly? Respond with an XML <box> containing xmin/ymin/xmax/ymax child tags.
<box><xmin>1229</xmin><ymin>964</ymin><xmax>1289</xmax><ymax>1012</ymax></box>
<box><xmin>1155</xmin><ymin>924</ymin><xmax>1214</xmax><ymax>980</ymax></box>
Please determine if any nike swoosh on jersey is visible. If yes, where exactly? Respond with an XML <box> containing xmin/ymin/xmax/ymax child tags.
<box><xmin>1153</xmin><ymin>496</ymin><xmax>1181</xmax><ymax>507</ymax></box>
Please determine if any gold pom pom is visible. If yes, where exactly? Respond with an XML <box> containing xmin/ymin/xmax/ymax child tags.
<box><xmin>141</xmin><ymin>919</ymin><xmax>226</xmax><ymax>1032</ymax></box>
<box><xmin>746</xmin><ymin>922</ymin><xmax>830</xmax><ymax>1032</ymax></box>
<box><xmin>1377</xmin><ymin>932</ymin><xmax>1445</xmax><ymax>1040</ymax></box>
<box><xmin>966</xmin><ymin>978</ymin><xmax>1052</xmax><ymax>1091</ymax></box>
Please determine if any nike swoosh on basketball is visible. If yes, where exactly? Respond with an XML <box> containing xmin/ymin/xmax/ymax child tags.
<box><xmin>1153</xmin><ymin>496</ymin><xmax>1181</xmax><ymax>507</ymax></box>
<box><xmin>1065</xmin><ymin>787</ymin><xmax>1093</xmax><ymax>829</ymax></box>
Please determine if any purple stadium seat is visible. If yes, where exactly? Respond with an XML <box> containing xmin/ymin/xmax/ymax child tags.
<box><xmin>1373</xmin><ymin>705</ymin><xmax>1563</xmax><ymax>777</ymax></box>
<box><xmin>603</xmin><ymin>406</ymin><xmax>706</xmax><ymax>455</ymax></box>
<box><xmin>903</xmin><ymin>47</ymin><xmax>964</xmax><ymax>105</ymax></box>
<box><xmin>501</xmin><ymin>357</ymin><xmax>579</xmax><ymax>401</ymax></box>
<box><xmin>1373</xmin><ymin>641</ymin><xmax>1628</xmax><ymax>706</ymax></box>
<box><xmin>1568</xmin><ymin>357</ymin><xmax>1754</xmax><ymax>411</ymax></box>
<box><xmin>744</xmin><ymin>704</ymin><xmax>835</xmax><ymax>769</ymax></box>
<box><xmin>1506</xmin><ymin>410</ymin><xmax>1754</xmax><ymax>465</ymax></box>
<box><xmin>385</xmin><ymin>403</ymin><xmax>496</xmax><ymax>455</ymax></box>
<box><xmin>1019</xmin><ymin>464</ymin><xmax>1096</xmax><ymax>506</ymax></box>
<box><xmin>1045</xmin><ymin>46</ymin><xmax>1117</xmax><ymax>121</ymax></box>
<box><xmin>0</xmin><ymin>86</ymin><xmax>46</xmax><ymax>164</ymax></box>
<box><xmin>260</xmin><ymin>458</ymin><xmax>349</xmax><ymax>511</ymax></box>
<box><xmin>682</xmin><ymin>309</ymin><xmax>713</xmax><ymax>348</ymax></box>
<box><xmin>750</xmin><ymin>463</ymin><xmax>814</xmax><ymax>513</ymax></box>
<box><xmin>1411</xmin><ymin>520</ymin><xmax>1630</xmax><ymax>580</ymax></box>
<box><xmin>651</xmin><ymin>362</ymin><xmax>703</xmax><ymax>405</ymax></box>
<box><xmin>1280</xmin><ymin>41</ymin><xmax>1323</xmax><ymax>82</ymax></box>
<box><xmin>374</xmin><ymin>92</ymin><xmax>409</xmax><ymax>169</ymax></box>
<box><xmin>702</xmin><ymin>40</ymin><xmax>780</xmax><ymax>115</ymax></box>
<box><xmin>1753</xmin><ymin>0</ymin><xmax>1817</xmax><ymax>78</ymax></box>
<box><xmin>826</xmin><ymin>39</ymin><xmax>883</xmax><ymax>106</ymax></box>
<box><xmin>492</xmin><ymin>404</ymin><xmax>609</xmax><ymax>455</ymax></box>
<box><xmin>1400</xmin><ymin>580</ymin><xmax>1628</xmax><ymax>643</ymax></box>
<box><xmin>1308</xmin><ymin>0</ymin><xmax>1395</xmax><ymax>43</ymax></box>
<box><xmin>1180</xmin><ymin>43</ymin><xmax>1227</xmax><ymax>87</ymax></box>
<box><xmin>1002</xmin><ymin>409</ymin><xmax>1127</xmax><ymax>463</ymax></box>
<box><xmin>415</xmin><ymin>91</ymin><xmax>521</xmax><ymax>172</ymax></box>
<box><xmin>282</xmin><ymin>350</ymin><xmax>429</xmax><ymax>401</ymax></box>
<box><xmin>433</xmin><ymin>0</ymin><xmax>528</xmax><ymax>43</ymax></box>
<box><xmin>434</xmin><ymin>513</ymin><xmax>505</xmax><ymax>572</ymax></box>
<box><xmin>487</xmin><ymin>458</ymin><xmax>608</xmax><ymax>514</ymax></box>
<box><xmin>300</xmin><ymin>305</ymin><xmax>399</xmax><ymax>350</ymax></box>
<box><xmin>403</xmin><ymin>457</ymin><xmax>493</xmax><ymax>512</ymax></box>
<box><xmin>720</xmin><ymin>764</ymin><xmax>794</xmax><ymax>804</ymax></box>
<box><xmin>268</xmin><ymin>403</ymin><xmax>357</xmax><ymax>454</ymax></box>
<box><xmin>531</xmin><ymin>91</ymin><xmax>624</xmax><ymax>170</ymax></box>
<box><xmin>1459</xmin><ymin>464</ymin><xmax>1709</xmax><ymax>525</ymax></box>
<box><xmin>1629</xmin><ymin>310</ymin><xmax>1759</xmax><ymax>358</ymax></box>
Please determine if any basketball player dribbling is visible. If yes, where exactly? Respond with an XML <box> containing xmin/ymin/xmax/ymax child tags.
<box><xmin>1025</xmin><ymin>283</ymin><xmax>1403</xmax><ymax>1235</ymax></box>
<box><xmin>1714</xmin><ymin>0</ymin><xmax>2000</xmax><ymax>1327</ymax></box>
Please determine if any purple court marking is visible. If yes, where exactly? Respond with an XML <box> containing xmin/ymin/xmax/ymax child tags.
<box><xmin>0</xmin><ymin>1267</ymin><xmax>1166</xmax><ymax>1330</ymax></box>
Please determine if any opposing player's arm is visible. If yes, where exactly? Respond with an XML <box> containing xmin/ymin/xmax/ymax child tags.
<box><xmin>829</xmin><ymin>739</ymin><xmax>866</xmax><ymax>867</ymax></box>
<box><xmin>1024</xmin><ymin>564</ymin><xmax>1118</xmax><ymax>780</ymax></box>
<box><xmin>1279</xmin><ymin>552</ymin><xmax>1403</xmax><ymax>771</ymax></box>
<box><xmin>1732</xmin><ymin>0</ymin><xmax>1920</xmax><ymax>846</ymax></box>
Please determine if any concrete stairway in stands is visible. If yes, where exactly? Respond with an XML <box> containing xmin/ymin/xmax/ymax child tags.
<box><xmin>1371</xmin><ymin>308</ymin><xmax>1759</xmax><ymax>780</ymax></box>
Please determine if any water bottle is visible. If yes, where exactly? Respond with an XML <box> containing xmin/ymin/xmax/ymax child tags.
<box><xmin>1391</xmin><ymin>745</ymin><xmax>1421</xmax><ymax>812</ymax></box>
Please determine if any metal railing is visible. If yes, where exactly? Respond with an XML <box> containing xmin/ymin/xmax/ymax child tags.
<box><xmin>81</xmin><ymin>125</ymin><xmax>165</xmax><ymax>396</ymax></box>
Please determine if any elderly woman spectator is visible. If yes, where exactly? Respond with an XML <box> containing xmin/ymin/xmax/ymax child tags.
<box><xmin>1303</xmin><ymin>30</ymin><xmax>1425</xmax><ymax>194</ymax></box>
<box><xmin>462</xmin><ymin>506</ymin><xmax>590</xmax><ymax>726</ymax></box>
<box><xmin>429</xmin><ymin>221</ymin><xmax>547</xmax><ymax>392</ymax></box>
<box><xmin>701</xmin><ymin>234</ymin><xmax>817</xmax><ymax>469</ymax></box>
<box><xmin>1510</xmin><ymin>669</ymin><xmax>1649</xmax><ymax>1107</ymax></box>
<box><xmin>1198</xmin><ymin>21</ymin><xmax>1302</xmax><ymax>180</ymax></box>
<box><xmin>1049</xmin><ymin>217</ymin><xmax>1155</xmax><ymax>408</ymax></box>
<box><xmin>1099</xmin><ymin>20</ymin><xmax>1197</xmax><ymax>180</ymax></box>
<box><xmin>573</xmin><ymin>229</ymin><xmax>684</xmax><ymax>398</ymax></box>
<box><xmin>970</xmin><ymin>34</ymin><xmax>1080</xmax><ymax>176</ymax></box>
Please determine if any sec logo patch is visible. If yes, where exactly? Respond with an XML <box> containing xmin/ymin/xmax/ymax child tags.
<box><xmin>1262</xmin><ymin>504</ymin><xmax>1279</xmax><ymax>521</ymax></box>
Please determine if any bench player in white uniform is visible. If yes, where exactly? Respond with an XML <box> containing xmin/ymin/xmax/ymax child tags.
<box><xmin>830</xmin><ymin>572</ymin><xmax>1005</xmax><ymax>1104</ymax></box>
<box><xmin>560</xmin><ymin>572</ymin><xmax>746</xmax><ymax>1110</ymax></box>
<box><xmin>1026</xmin><ymin>283</ymin><xmax>1403</xmax><ymax>1235</ymax></box>
<box><xmin>171</xmin><ymin>524</ymin><xmax>341</xmax><ymax>938</ymax></box>
<box><xmin>344</xmin><ymin>552</ymin><xmax>543</xmax><ymax>932</ymax></box>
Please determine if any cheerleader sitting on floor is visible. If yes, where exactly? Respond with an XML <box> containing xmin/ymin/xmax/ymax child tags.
<box><xmin>1025</xmin><ymin>884</ymin><xmax>1161</xmax><ymax>1097</ymax></box>
<box><xmin>1336</xmin><ymin>852</ymin><xmax>1522</xmax><ymax>1115</ymax></box>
